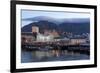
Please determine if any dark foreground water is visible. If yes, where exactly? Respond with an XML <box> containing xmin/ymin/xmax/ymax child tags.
<box><xmin>21</xmin><ymin>49</ymin><xmax>90</xmax><ymax>63</ymax></box>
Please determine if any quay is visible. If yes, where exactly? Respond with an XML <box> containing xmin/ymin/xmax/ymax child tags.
<box><xmin>22</xmin><ymin>43</ymin><xmax>90</xmax><ymax>55</ymax></box>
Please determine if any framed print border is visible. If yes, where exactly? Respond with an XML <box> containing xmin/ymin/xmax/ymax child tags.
<box><xmin>10</xmin><ymin>0</ymin><xmax>97</xmax><ymax>72</ymax></box>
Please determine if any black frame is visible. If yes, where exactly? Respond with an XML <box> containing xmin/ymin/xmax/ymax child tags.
<box><xmin>10</xmin><ymin>0</ymin><xmax>97</xmax><ymax>73</ymax></box>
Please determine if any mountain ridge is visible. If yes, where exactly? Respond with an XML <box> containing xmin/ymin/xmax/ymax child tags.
<box><xmin>21</xmin><ymin>18</ymin><xmax>90</xmax><ymax>34</ymax></box>
<box><xmin>22</xmin><ymin>16</ymin><xmax>90</xmax><ymax>24</ymax></box>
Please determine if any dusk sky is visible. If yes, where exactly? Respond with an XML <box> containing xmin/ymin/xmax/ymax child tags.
<box><xmin>21</xmin><ymin>10</ymin><xmax>90</xmax><ymax>27</ymax></box>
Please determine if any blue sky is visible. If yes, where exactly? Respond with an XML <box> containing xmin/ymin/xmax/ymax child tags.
<box><xmin>21</xmin><ymin>10</ymin><xmax>90</xmax><ymax>27</ymax></box>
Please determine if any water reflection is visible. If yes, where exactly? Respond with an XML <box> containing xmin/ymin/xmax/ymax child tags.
<box><xmin>21</xmin><ymin>49</ymin><xmax>90</xmax><ymax>63</ymax></box>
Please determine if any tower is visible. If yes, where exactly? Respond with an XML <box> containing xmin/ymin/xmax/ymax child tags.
<box><xmin>32</xmin><ymin>26</ymin><xmax>39</xmax><ymax>33</ymax></box>
<box><xmin>32</xmin><ymin>26</ymin><xmax>39</xmax><ymax>41</ymax></box>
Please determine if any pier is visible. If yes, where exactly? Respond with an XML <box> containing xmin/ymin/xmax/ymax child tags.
<box><xmin>22</xmin><ymin>43</ymin><xmax>90</xmax><ymax>55</ymax></box>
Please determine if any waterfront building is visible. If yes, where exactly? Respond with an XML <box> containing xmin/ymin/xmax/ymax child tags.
<box><xmin>21</xmin><ymin>32</ymin><xmax>35</xmax><ymax>44</ymax></box>
<box><xmin>37</xmin><ymin>33</ymin><xmax>54</xmax><ymax>42</ymax></box>
<box><xmin>21</xmin><ymin>26</ymin><xmax>39</xmax><ymax>44</ymax></box>
<box><xmin>70</xmin><ymin>37</ymin><xmax>87</xmax><ymax>45</ymax></box>
<box><xmin>50</xmin><ymin>30</ymin><xmax>60</xmax><ymax>38</ymax></box>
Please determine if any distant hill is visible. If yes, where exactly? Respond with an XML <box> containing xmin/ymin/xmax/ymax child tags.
<box><xmin>58</xmin><ymin>22</ymin><xmax>90</xmax><ymax>34</ymax></box>
<box><xmin>21</xmin><ymin>16</ymin><xmax>90</xmax><ymax>34</ymax></box>
<box><xmin>22</xmin><ymin>16</ymin><xmax>90</xmax><ymax>24</ymax></box>
<box><xmin>21</xmin><ymin>20</ymin><xmax>58</xmax><ymax>33</ymax></box>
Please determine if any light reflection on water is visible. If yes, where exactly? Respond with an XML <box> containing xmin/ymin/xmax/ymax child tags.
<box><xmin>21</xmin><ymin>49</ymin><xmax>90</xmax><ymax>63</ymax></box>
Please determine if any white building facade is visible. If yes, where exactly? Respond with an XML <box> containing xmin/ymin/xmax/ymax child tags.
<box><xmin>37</xmin><ymin>33</ymin><xmax>54</xmax><ymax>42</ymax></box>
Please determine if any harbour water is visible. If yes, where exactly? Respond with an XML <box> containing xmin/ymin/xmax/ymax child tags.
<box><xmin>21</xmin><ymin>49</ymin><xmax>90</xmax><ymax>63</ymax></box>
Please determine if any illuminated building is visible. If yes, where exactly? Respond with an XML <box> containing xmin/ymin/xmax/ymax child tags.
<box><xmin>70</xmin><ymin>37</ymin><xmax>86</xmax><ymax>45</ymax></box>
<box><xmin>37</xmin><ymin>33</ymin><xmax>54</xmax><ymax>42</ymax></box>
<box><xmin>50</xmin><ymin>30</ymin><xmax>59</xmax><ymax>38</ymax></box>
